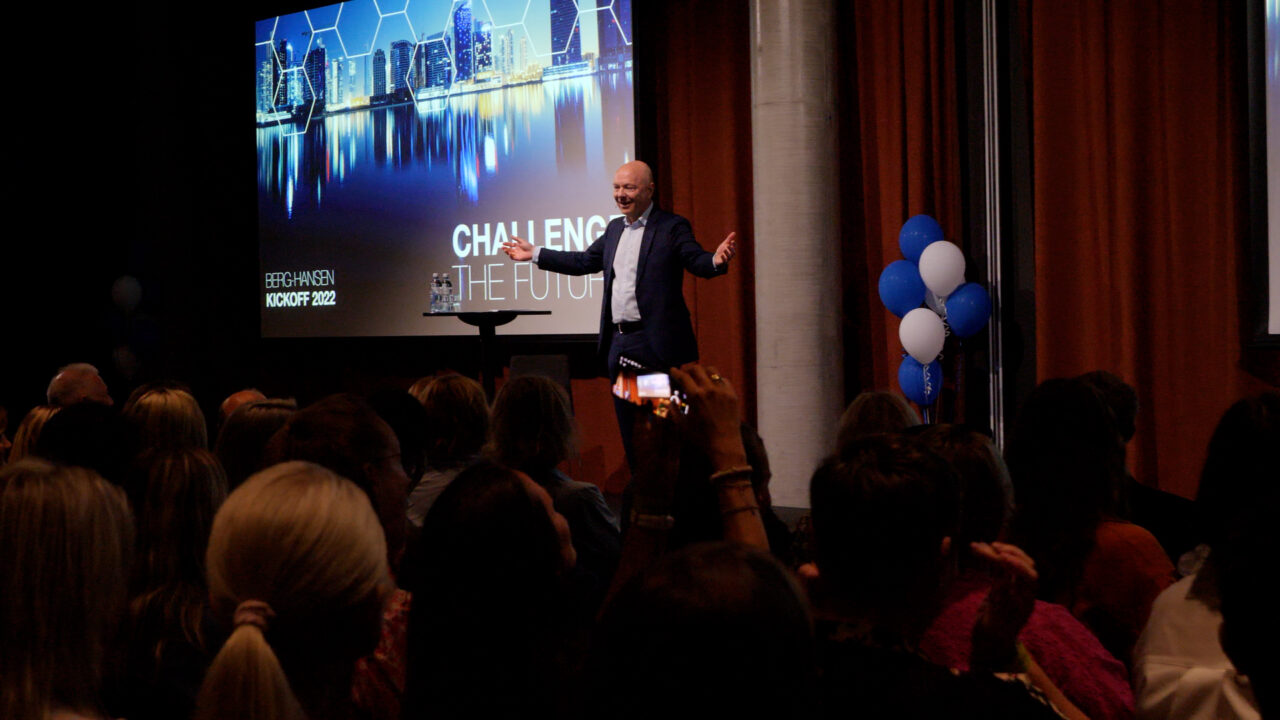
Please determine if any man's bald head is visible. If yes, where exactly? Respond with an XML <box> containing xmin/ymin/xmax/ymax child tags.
<box><xmin>613</xmin><ymin>161</ymin><xmax>656</xmax><ymax>222</ymax></box>
<box><xmin>46</xmin><ymin>363</ymin><xmax>113</xmax><ymax>408</ymax></box>
<box><xmin>220</xmin><ymin>388</ymin><xmax>268</xmax><ymax>423</ymax></box>
<box><xmin>619</xmin><ymin>160</ymin><xmax>654</xmax><ymax>185</ymax></box>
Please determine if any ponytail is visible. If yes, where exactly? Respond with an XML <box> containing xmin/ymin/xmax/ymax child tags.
<box><xmin>196</xmin><ymin>622</ymin><xmax>303</xmax><ymax>720</ymax></box>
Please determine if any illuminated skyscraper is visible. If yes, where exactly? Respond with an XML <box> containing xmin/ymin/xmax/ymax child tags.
<box><xmin>500</xmin><ymin>29</ymin><xmax>514</xmax><ymax>74</ymax></box>
<box><xmin>519</xmin><ymin>34</ymin><xmax>529</xmax><ymax>72</ymax></box>
<box><xmin>413</xmin><ymin>37</ymin><xmax>427</xmax><ymax>89</ymax></box>
<box><xmin>373</xmin><ymin>48</ymin><xmax>387</xmax><ymax>96</ymax></box>
<box><xmin>550</xmin><ymin>0</ymin><xmax>581</xmax><ymax>66</ymax></box>
<box><xmin>289</xmin><ymin>71</ymin><xmax>302</xmax><ymax>108</ymax></box>
<box><xmin>391</xmin><ymin>40</ymin><xmax>412</xmax><ymax>92</ymax></box>
<box><xmin>597</xmin><ymin>0</ymin><xmax>630</xmax><ymax>64</ymax></box>
<box><xmin>452</xmin><ymin>3</ymin><xmax>473</xmax><ymax>81</ymax></box>
<box><xmin>303</xmin><ymin>43</ymin><xmax>326</xmax><ymax>106</ymax></box>
<box><xmin>259</xmin><ymin>59</ymin><xmax>274</xmax><ymax>113</ymax></box>
<box><xmin>274</xmin><ymin>40</ymin><xmax>293</xmax><ymax>109</ymax></box>
<box><xmin>425</xmin><ymin>32</ymin><xmax>452</xmax><ymax>88</ymax></box>
<box><xmin>474</xmin><ymin>21</ymin><xmax>493</xmax><ymax>73</ymax></box>
<box><xmin>329</xmin><ymin>56</ymin><xmax>344</xmax><ymax>103</ymax></box>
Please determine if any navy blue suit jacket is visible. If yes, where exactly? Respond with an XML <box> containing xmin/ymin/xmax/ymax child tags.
<box><xmin>536</xmin><ymin>206</ymin><xmax>726</xmax><ymax>373</ymax></box>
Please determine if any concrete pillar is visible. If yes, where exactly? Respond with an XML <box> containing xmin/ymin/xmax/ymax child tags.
<box><xmin>750</xmin><ymin>0</ymin><xmax>841</xmax><ymax>508</ymax></box>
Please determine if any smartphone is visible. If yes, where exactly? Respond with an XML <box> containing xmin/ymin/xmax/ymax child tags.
<box><xmin>612</xmin><ymin>356</ymin><xmax>688</xmax><ymax>417</ymax></box>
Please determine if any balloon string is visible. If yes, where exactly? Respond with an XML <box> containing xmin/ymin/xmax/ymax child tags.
<box><xmin>922</xmin><ymin>363</ymin><xmax>933</xmax><ymax>407</ymax></box>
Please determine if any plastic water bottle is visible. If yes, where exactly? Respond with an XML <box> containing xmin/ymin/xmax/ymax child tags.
<box><xmin>430</xmin><ymin>273</ymin><xmax>441</xmax><ymax>313</ymax></box>
<box><xmin>443</xmin><ymin>273</ymin><xmax>458</xmax><ymax>312</ymax></box>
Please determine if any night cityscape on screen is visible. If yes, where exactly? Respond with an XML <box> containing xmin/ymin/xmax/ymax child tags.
<box><xmin>256</xmin><ymin>0</ymin><xmax>635</xmax><ymax>338</ymax></box>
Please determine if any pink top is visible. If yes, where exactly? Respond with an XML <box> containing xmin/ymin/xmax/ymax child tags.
<box><xmin>351</xmin><ymin>588</ymin><xmax>411</xmax><ymax>720</ymax></box>
<box><xmin>920</xmin><ymin>572</ymin><xmax>1136</xmax><ymax>720</ymax></box>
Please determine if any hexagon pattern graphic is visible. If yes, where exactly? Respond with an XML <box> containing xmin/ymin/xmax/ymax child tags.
<box><xmin>259</xmin><ymin>0</ymin><xmax>632</xmax><ymax>131</ymax></box>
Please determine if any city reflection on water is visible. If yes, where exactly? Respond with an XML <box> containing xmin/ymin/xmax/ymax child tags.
<box><xmin>257</xmin><ymin>72</ymin><xmax>633</xmax><ymax>219</ymax></box>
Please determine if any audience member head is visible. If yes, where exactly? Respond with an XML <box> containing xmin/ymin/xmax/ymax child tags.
<box><xmin>122</xmin><ymin>383</ymin><xmax>208</xmax><ymax>453</ymax></box>
<box><xmin>835</xmin><ymin>390</ymin><xmax>920</xmax><ymax>453</ymax></box>
<box><xmin>408</xmin><ymin>459</ymin><xmax>573</xmax><ymax>599</ymax></box>
<box><xmin>591</xmin><ymin>542</ymin><xmax>815</xmax><ymax>719</ymax></box>
<box><xmin>810</xmin><ymin>435</ymin><xmax>958</xmax><ymax>634</ymax></box>
<box><xmin>1078</xmin><ymin>370</ymin><xmax>1140</xmax><ymax>443</ymax></box>
<box><xmin>417</xmin><ymin>374</ymin><xmax>489</xmax><ymax>470</ymax></box>
<box><xmin>918</xmin><ymin>424</ymin><xmax>1013</xmax><ymax>566</ymax></box>
<box><xmin>34</xmin><ymin>402</ymin><xmax>131</xmax><ymax>485</ymax></box>
<box><xmin>1</xmin><ymin>459</ymin><xmax>134</xmax><ymax>720</ymax></box>
<box><xmin>1005</xmin><ymin>377</ymin><xmax>1124</xmax><ymax>599</ymax></box>
<box><xmin>403</xmin><ymin>460</ymin><xmax>574</xmax><ymax>718</ymax></box>
<box><xmin>268</xmin><ymin>394</ymin><xmax>410</xmax><ymax>572</ymax></box>
<box><xmin>1195</xmin><ymin>391</ymin><xmax>1280</xmax><ymax>551</ymax></box>
<box><xmin>213</xmin><ymin>398</ymin><xmax>297</xmax><ymax>491</ymax></box>
<box><xmin>6</xmin><ymin>405</ymin><xmax>59</xmax><ymax>465</ymax></box>
<box><xmin>46</xmin><ymin>362</ymin><xmax>113</xmax><ymax>408</ymax></box>
<box><xmin>218</xmin><ymin>388</ymin><xmax>267</xmax><ymax>425</ymax></box>
<box><xmin>131</xmin><ymin>448</ymin><xmax>228</xmax><ymax>652</ymax></box>
<box><xmin>407</xmin><ymin>375</ymin><xmax>435</xmax><ymax>404</ymax></box>
<box><xmin>195</xmin><ymin>461</ymin><xmax>392</xmax><ymax>720</ymax></box>
<box><xmin>417</xmin><ymin>371</ymin><xmax>486</xmax><ymax>468</ymax></box>
<box><xmin>367</xmin><ymin>387</ymin><xmax>431</xmax><ymax>484</ymax></box>
<box><xmin>491</xmin><ymin>374</ymin><xmax>577</xmax><ymax>475</ymax></box>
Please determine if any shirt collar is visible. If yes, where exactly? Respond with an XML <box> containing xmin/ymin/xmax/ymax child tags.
<box><xmin>627</xmin><ymin>203</ymin><xmax>653</xmax><ymax>229</ymax></box>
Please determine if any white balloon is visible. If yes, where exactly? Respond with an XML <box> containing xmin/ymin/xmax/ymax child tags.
<box><xmin>899</xmin><ymin>308</ymin><xmax>946</xmax><ymax>363</ymax></box>
<box><xmin>918</xmin><ymin>241</ymin><xmax>966</xmax><ymax>298</ymax></box>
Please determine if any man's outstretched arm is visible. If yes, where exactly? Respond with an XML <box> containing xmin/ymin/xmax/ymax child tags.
<box><xmin>676</xmin><ymin>221</ymin><xmax>740</xmax><ymax>278</ymax></box>
<box><xmin>502</xmin><ymin>234</ymin><xmax>606</xmax><ymax>276</ymax></box>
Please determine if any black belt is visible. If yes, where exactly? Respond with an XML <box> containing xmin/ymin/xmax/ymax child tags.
<box><xmin>615</xmin><ymin>320</ymin><xmax>644</xmax><ymax>334</ymax></box>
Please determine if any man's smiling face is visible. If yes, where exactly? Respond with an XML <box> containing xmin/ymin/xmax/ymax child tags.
<box><xmin>613</xmin><ymin>161</ymin><xmax>654</xmax><ymax>223</ymax></box>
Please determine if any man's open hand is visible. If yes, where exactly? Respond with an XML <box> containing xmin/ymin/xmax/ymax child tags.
<box><xmin>713</xmin><ymin>232</ymin><xmax>739</xmax><ymax>266</ymax></box>
<box><xmin>501</xmin><ymin>235</ymin><xmax>534</xmax><ymax>261</ymax></box>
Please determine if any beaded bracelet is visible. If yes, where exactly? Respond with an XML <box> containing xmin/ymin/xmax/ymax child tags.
<box><xmin>708</xmin><ymin>465</ymin><xmax>753</xmax><ymax>485</ymax></box>
<box><xmin>629</xmin><ymin>511</ymin><xmax>676</xmax><ymax>530</ymax></box>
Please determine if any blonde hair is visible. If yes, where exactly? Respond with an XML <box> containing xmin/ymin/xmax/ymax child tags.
<box><xmin>1</xmin><ymin>459</ymin><xmax>134</xmax><ymax>720</ymax></box>
<box><xmin>123</xmin><ymin>387</ymin><xmax>208</xmax><ymax>451</ymax></box>
<box><xmin>835</xmin><ymin>391</ymin><xmax>921</xmax><ymax>454</ymax></box>
<box><xmin>418</xmin><ymin>374</ymin><xmax>490</xmax><ymax>469</ymax></box>
<box><xmin>408</xmin><ymin>376</ymin><xmax>436</xmax><ymax>404</ymax></box>
<box><xmin>7</xmin><ymin>405</ymin><xmax>60</xmax><ymax>465</ymax></box>
<box><xmin>490</xmin><ymin>375</ymin><xmax>577</xmax><ymax>473</ymax></box>
<box><xmin>130</xmin><ymin>448</ymin><xmax>228</xmax><ymax>655</ymax></box>
<box><xmin>195</xmin><ymin>461</ymin><xmax>392</xmax><ymax>720</ymax></box>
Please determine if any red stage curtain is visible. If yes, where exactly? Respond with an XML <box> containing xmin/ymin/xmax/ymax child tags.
<box><xmin>1027</xmin><ymin>0</ymin><xmax>1275</xmax><ymax>498</ymax></box>
<box><xmin>654</xmin><ymin>0</ymin><xmax>756</xmax><ymax>422</ymax></box>
<box><xmin>843</xmin><ymin>1</ymin><xmax>965</xmax><ymax>399</ymax></box>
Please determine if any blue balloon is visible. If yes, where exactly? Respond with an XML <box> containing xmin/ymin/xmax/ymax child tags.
<box><xmin>898</xmin><ymin>356</ymin><xmax>942</xmax><ymax>406</ymax></box>
<box><xmin>945</xmin><ymin>282</ymin><xmax>992</xmax><ymax>338</ymax></box>
<box><xmin>899</xmin><ymin>215</ymin><xmax>944</xmax><ymax>263</ymax></box>
<box><xmin>878</xmin><ymin>260</ymin><xmax>927</xmax><ymax>317</ymax></box>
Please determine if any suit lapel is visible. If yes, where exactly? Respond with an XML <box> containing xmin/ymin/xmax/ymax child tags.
<box><xmin>603</xmin><ymin>217</ymin><xmax>623</xmax><ymax>274</ymax></box>
<box><xmin>636</xmin><ymin>208</ymin><xmax>660</xmax><ymax>285</ymax></box>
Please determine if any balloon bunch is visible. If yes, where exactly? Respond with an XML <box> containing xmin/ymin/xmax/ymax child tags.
<box><xmin>877</xmin><ymin>214</ymin><xmax>992</xmax><ymax>407</ymax></box>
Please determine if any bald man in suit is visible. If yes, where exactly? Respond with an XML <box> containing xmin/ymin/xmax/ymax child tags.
<box><xmin>503</xmin><ymin>160</ymin><xmax>738</xmax><ymax>460</ymax></box>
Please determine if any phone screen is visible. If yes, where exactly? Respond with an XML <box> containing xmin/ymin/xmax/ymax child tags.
<box><xmin>613</xmin><ymin>358</ymin><xmax>688</xmax><ymax>417</ymax></box>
